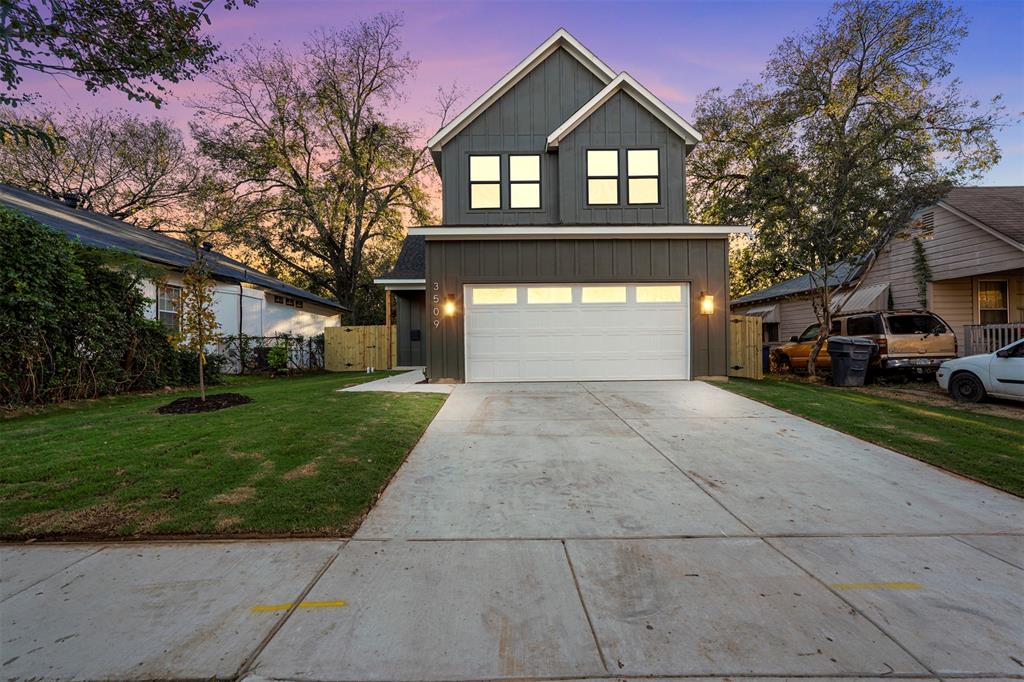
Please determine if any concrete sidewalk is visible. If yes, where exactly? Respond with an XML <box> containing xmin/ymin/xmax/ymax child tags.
<box><xmin>2</xmin><ymin>381</ymin><xmax>1022</xmax><ymax>681</ymax></box>
<box><xmin>338</xmin><ymin>367</ymin><xmax>453</xmax><ymax>394</ymax></box>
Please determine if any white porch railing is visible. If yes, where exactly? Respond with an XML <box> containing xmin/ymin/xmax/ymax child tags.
<box><xmin>963</xmin><ymin>323</ymin><xmax>1024</xmax><ymax>355</ymax></box>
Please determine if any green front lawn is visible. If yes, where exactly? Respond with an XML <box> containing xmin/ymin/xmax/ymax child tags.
<box><xmin>0</xmin><ymin>372</ymin><xmax>445</xmax><ymax>539</ymax></box>
<box><xmin>721</xmin><ymin>377</ymin><xmax>1023</xmax><ymax>497</ymax></box>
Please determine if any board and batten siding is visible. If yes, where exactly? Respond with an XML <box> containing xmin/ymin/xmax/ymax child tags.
<box><xmin>558</xmin><ymin>90</ymin><xmax>687</xmax><ymax>225</ymax></box>
<box><xmin>425</xmin><ymin>238</ymin><xmax>729</xmax><ymax>381</ymax></box>
<box><xmin>440</xmin><ymin>47</ymin><xmax>605</xmax><ymax>226</ymax></box>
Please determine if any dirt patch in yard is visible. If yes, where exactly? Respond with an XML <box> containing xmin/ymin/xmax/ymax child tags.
<box><xmin>19</xmin><ymin>503</ymin><xmax>141</xmax><ymax>535</ymax></box>
<box><xmin>211</xmin><ymin>486</ymin><xmax>256</xmax><ymax>505</ymax></box>
<box><xmin>157</xmin><ymin>393</ymin><xmax>253</xmax><ymax>414</ymax></box>
<box><xmin>282</xmin><ymin>460</ymin><xmax>320</xmax><ymax>480</ymax></box>
<box><xmin>854</xmin><ymin>384</ymin><xmax>1023</xmax><ymax>420</ymax></box>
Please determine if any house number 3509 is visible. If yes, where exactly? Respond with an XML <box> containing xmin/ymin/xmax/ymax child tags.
<box><xmin>432</xmin><ymin>281</ymin><xmax>440</xmax><ymax>328</ymax></box>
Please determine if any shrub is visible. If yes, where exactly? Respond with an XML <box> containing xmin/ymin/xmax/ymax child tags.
<box><xmin>267</xmin><ymin>344</ymin><xmax>289</xmax><ymax>373</ymax></box>
<box><xmin>0</xmin><ymin>207</ymin><xmax>221</xmax><ymax>407</ymax></box>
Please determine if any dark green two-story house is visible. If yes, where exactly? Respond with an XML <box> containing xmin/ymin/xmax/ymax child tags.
<box><xmin>376</xmin><ymin>29</ymin><xmax>747</xmax><ymax>382</ymax></box>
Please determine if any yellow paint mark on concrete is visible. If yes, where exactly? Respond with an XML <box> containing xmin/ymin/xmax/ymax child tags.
<box><xmin>250</xmin><ymin>599</ymin><xmax>347</xmax><ymax>613</ymax></box>
<box><xmin>830</xmin><ymin>582</ymin><xmax>921</xmax><ymax>591</ymax></box>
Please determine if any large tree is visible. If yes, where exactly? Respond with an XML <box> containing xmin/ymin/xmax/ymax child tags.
<box><xmin>191</xmin><ymin>13</ymin><xmax>452</xmax><ymax>319</ymax></box>
<box><xmin>689</xmin><ymin>0</ymin><xmax>1006</xmax><ymax>374</ymax></box>
<box><xmin>0</xmin><ymin>0</ymin><xmax>255</xmax><ymax>143</ymax></box>
<box><xmin>0</xmin><ymin>108</ymin><xmax>200</xmax><ymax>229</ymax></box>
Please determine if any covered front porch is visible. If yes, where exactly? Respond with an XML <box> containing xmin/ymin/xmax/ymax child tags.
<box><xmin>929</xmin><ymin>268</ymin><xmax>1024</xmax><ymax>354</ymax></box>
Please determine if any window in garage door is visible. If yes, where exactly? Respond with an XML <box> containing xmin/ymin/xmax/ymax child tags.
<box><xmin>636</xmin><ymin>285</ymin><xmax>682</xmax><ymax>302</ymax></box>
<box><xmin>581</xmin><ymin>286</ymin><xmax>627</xmax><ymax>303</ymax></box>
<box><xmin>471</xmin><ymin>287</ymin><xmax>518</xmax><ymax>305</ymax></box>
<box><xmin>527</xmin><ymin>287</ymin><xmax>572</xmax><ymax>304</ymax></box>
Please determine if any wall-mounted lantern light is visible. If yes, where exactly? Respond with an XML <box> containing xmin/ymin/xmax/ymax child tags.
<box><xmin>443</xmin><ymin>293</ymin><xmax>457</xmax><ymax>316</ymax></box>
<box><xmin>699</xmin><ymin>291</ymin><xmax>715</xmax><ymax>315</ymax></box>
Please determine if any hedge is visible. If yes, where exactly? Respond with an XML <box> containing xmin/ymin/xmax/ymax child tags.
<box><xmin>0</xmin><ymin>206</ymin><xmax>221</xmax><ymax>407</ymax></box>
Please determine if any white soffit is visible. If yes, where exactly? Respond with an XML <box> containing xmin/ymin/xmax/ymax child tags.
<box><xmin>548</xmin><ymin>72</ymin><xmax>702</xmax><ymax>149</ymax></box>
<box><xmin>408</xmin><ymin>225</ymin><xmax>749</xmax><ymax>239</ymax></box>
<box><xmin>425</xmin><ymin>29</ymin><xmax>616</xmax><ymax>152</ymax></box>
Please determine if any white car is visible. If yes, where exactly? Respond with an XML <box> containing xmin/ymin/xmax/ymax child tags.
<box><xmin>936</xmin><ymin>339</ymin><xmax>1024</xmax><ymax>402</ymax></box>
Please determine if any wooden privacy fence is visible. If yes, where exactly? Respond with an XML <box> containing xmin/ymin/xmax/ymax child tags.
<box><xmin>728</xmin><ymin>314</ymin><xmax>763</xmax><ymax>380</ymax></box>
<box><xmin>324</xmin><ymin>325</ymin><xmax>397</xmax><ymax>372</ymax></box>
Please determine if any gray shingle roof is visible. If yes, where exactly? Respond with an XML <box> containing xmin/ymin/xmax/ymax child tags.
<box><xmin>0</xmin><ymin>184</ymin><xmax>348</xmax><ymax>312</ymax></box>
<box><xmin>731</xmin><ymin>260</ymin><xmax>864</xmax><ymax>306</ymax></box>
<box><xmin>940</xmin><ymin>186</ymin><xmax>1023</xmax><ymax>245</ymax></box>
<box><xmin>379</xmin><ymin>235</ymin><xmax>425</xmax><ymax>280</ymax></box>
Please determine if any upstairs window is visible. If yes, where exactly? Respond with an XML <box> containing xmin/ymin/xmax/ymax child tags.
<box><xmin>469</xmin><ymin>155</ymin><xmax>501</xmax><ymax>209</ymax></box>
<box><xmin>156</xmin><ymin>284</ymin><xmax>181</xmax><ymax>332</ymax></box>
<box><xmin>509</xmin><ymin>155</ymin><xmax>541</xmax><ymax>209</ymax></box>
<box><xmin>627</xmin><ymin>149</ymin><xmax>659</xmax><ymax>204</ymax></box>
<box><xmin>586</xmin><ymin>150</ymin><xmax>619</xmax><ymax>205</ymax></box>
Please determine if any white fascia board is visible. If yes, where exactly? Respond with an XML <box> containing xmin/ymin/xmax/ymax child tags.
<box><xmin>547</xmin><ymin>72</ymin><xmax>702</xmax><ymax>149</ymax></box>
<box><xmin>408</xmin><ymin>225</ymin><xmax>749</xmax><ymax>239</ymax></box>
<box><xmin>425</xmin><ymin>29</ymin><xmax>616</xmax><ymax>152</ymax></box>
<box><xmin>374</xmin><ymin>278</ymin><xmax>426</xmax><ymax>290</ymax></box>
<box><xmin>936</xmin><ymin>200</ymin><xmax>1024</xmax><ymax>252</ymax></box>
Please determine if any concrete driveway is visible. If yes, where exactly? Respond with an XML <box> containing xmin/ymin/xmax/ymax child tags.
<box><xmin>2</xmin><ymin>381</ymin><xmax>1022</xmax><ymax>681</ymax></box>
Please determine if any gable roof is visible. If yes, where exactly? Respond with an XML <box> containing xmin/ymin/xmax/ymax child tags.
<box><xmin>938</xmin><ymin>186</ymin><xmax>1023</xmax><ymax>248</ymax></box>
<box><xmin>731</xmin><ymin>260</ymin><xmax>865</xmax><ymax>306</ymax></box>
<box><xmin>546</xmin><ymin>72</ymin><xmax>702</xmax><ymax>149</ymax></box>
<box><xmin>0</xmin><ymin>184</ymin><xmax>348</xmax><ymax>312</ymax></box>
<box><xmin>425</xmin><ymin>28</ymin><xmax>616</xmax><ymax>152</ymax></box>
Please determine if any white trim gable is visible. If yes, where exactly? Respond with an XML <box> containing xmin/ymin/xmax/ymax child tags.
<box><xmin>425</xmin><ymin>29</ymin><xmax>616</xmax><ymax>152</ymax></box>
<box><xmin>547</xmin><ymin>72</ymin><xmax>702</xmax><ymax>149</ymax></box>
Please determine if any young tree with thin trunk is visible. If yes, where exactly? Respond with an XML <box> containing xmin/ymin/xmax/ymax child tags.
<box><xmin>191</xmin><ymin>13</ymin><xmax>456</xmax><ymax>320</ymax></box>
<box><xmin>175</xmin><ymin>245</ymin><xmax>221</xmax><ymax>401</ymax></box>
<box><xmin>689</xmin><ymin>0</ymin><xmax>1007</xmax><ymax>376</ymax></box>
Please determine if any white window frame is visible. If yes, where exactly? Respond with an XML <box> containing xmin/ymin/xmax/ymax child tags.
<box><xmin>156</xmin><ymin>283</ymin><xmax>181</xmax><ymax>332</ymax></box>
<box><xmin>977</xmin><ymin>278</ymin><xmax>1009</xmax><ymax>325</ymax></box>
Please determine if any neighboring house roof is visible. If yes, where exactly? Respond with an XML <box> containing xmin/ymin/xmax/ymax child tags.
<box><xmin>937</xmin><ymin>186</ymin><xmax>1023</xmax><ymax>248</ymax></box>
<box><xmin>0</xmin><ymin>184</ymin><xmax>348</xmax><ymax>312</ymax></box>
<box><xmin>731</xmin><ymin>260</ymin><xmax>865</xmax><ymax>306</ymax></box>
<box><xmin>376</xmin><ymin>235</ymin><xmax>425</xmax><ymax>281</ymax></box>
<box><xmin>546</xmin><ymin>72</ymin><xmax>701</xmax><ymax>150</ymax></box>
<box><xmin>426</xmin><ymin>29</ymin><xmax>617</xmax><ymax>152</ymax></box>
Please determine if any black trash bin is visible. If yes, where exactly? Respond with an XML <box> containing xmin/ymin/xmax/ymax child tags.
<box><xmin>828</xmin><ymin>336</ymin><xmax>876</xmax><ymax>387</ymax></box>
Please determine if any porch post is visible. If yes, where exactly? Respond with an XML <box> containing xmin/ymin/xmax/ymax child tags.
<box><xmin>385</xmin><ymin>289</ymin><xmax>392</xmax><ymax>370</ymax></box>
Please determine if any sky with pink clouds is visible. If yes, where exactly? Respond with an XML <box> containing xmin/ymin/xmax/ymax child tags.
<box><xmin>20</xmin><ymin>0</ymin><xmax>1024</xmax><ymax>186</ymax></box>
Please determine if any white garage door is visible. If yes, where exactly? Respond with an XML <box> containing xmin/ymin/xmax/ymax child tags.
<box><xmin>464</xmin><ymin>283</ymin><xmax>690</xmax><ymax>382</ymax></box>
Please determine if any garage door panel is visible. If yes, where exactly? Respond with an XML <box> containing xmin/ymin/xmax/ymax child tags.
<box><xmin>465</xmin><ymin>284</ymin><xmax>690</xmax><ymax>382</ymax></box>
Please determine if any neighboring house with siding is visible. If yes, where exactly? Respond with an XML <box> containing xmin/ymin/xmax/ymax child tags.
<box><xmin>376</xmin><ymin>29</ymin><xmax>748</xmax><ymax>381</ymax></box>
<box><xmin>1</xmin><ymin>184</ymin><xmax>347</xmax><ymax>355</ymax></box>
<box><xmin>732</xmin><ymin>186</ymin><xmax>1024</xmax><ymax>354</ymax></box>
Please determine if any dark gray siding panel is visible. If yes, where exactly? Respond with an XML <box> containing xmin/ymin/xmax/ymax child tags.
<box><xmin>395</xmin><ymin>291</ymin><xmax>426</xmax><ymax>366</ymax></box>
<box><xmin>425</xmin><ymin>238</ymin><xmax>729</xmax><ymax>381</ymax></box>
<box><xmin>441</xmin><ymin>48</ymin><xmax>604</xmax><ymax>225</ymax></box>
<box><xmin>559</xmin><ymin>91</ymin><xmax>687</xmax><ymax>225</ymax></box>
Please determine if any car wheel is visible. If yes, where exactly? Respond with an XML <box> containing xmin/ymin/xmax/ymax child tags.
<box><xmin>949</xmin><ymin>372</ymin><xmax>986</xmax><ymax>403</ymax></box>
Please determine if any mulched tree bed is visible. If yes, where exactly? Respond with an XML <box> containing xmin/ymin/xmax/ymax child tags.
<box><xmin>157</xmin><ymin>393</ymin><xmax>254</xmax><ymax>414</ymax></box>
